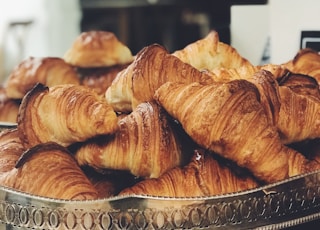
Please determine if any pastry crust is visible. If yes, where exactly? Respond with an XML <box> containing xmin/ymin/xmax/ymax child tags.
<box><xmin>172</xmin><ymin>30</ymin><xmax>252</xmax><ymax>71</ymax></box>
<box><xmin>75</xmin><ymin>102</ymin><xmax>182</xmax><ymax>178</ymax></box>
<box><xmin>204</xmin><ymin>68</ymin><xmax>320</xmax><ymax>144</ymax></box>
<box><xmin>17</xmin><ymin>83</ymin><xmax>118</xmax><ymax>148</ymax></box>
<box><xmin>78</xmin><ymin>64</ymin><xmax>129</xmax><ymax>96</ymax></box>
<box><xmin>154</xmin><ymin>80</ymin><xmax>320</xmax><ymax>183</ymax></box>
<box><xmin>5</xmin><ymin>57</ymin><xmax>80</xmax><ymax>99</ymax></box>
<box><xmin>105</xmin><ymin>44</ymin><xmax>216</xmax><ymax>112</ymax></box>
<box><xmin>0</xmin><ymin>85</ymin><xmax>20</xmax><ymax>122</ymax></box>
<box><xmin>120</xmin><ymin>150</ymin><xmax>258</xmax><ymax>197</ymax></box>
<box><xmin>0</xmin><ymin>129</ymin><xmax>25</xmax><ymax>174</ymax></box>
<box><xmin>283</xmin><ymin>48</ymin><xmax>320</xmax><ymax>84</ymax></box>
<box><xmin>1</xmin><ymin>142</ymin><xmax>98</xmax><ymax>200</ymax></box>
<box><xmin>278</xmin><ymin>72</ymin><xmax>320</xmax><ymax>98</ymax></box>
<box><xmin>64</xmin><ymin>31</ymin><xmax>134</xmax><ymax>68</ymax></box>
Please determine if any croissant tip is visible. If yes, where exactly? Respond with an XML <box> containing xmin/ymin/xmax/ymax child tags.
<box><xmin>15</xmin><ymin>142</ymin><xmax>72</xmax><ymax>168</ymax></box>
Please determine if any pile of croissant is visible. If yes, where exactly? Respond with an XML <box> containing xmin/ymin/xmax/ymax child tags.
<box><xmin>0</xmin><ymin>30</ymin><xmax>319</xmax><ymax>200</ymax></box>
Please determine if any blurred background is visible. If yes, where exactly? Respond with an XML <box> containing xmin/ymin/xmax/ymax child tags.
<box><xmin>0</xmin><ymin>0</ymin><xmax>319</xmax><ymax>83</ymax></box>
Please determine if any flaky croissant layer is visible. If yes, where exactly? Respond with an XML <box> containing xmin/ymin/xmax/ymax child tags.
<box><xmin>172</xmin><ymin>30</ymin><xmax>252</xmax><ymax>71</ymax></box>
<box><xmin>0</xmin><ymin>142</ymin><xmax>98</xmax><ymax>200</ymax></box>
<box><xmin>105</xmin><ymin>44</ymin><xmax>216</xmax><ymax>113</ymax></box>
<box><xmin>5</xmin><ymin>57</ymin><xmax>80</xmax><ymax>99</ymax></box>
<box><xmin>75</xmin><ymin>102</ymin><xmax>182</xmax><ymax>178</ymax></box>
<box><xmin>120</xmin><ymin>150</ymin><xmax>259</xmax><ymax>197</ymax></box>
<box><xmin>18</xmin><ymin>83</ymin><xmax>118</xmax><ymax>148</ymax></box>
<box><xmin>154</xmin><ymin>80</ymin><xmax>320</xmax><ymax>183</ymax></box>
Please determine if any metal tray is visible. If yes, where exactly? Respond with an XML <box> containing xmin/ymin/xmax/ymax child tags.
<box><xmin>0</xmin><ymin>123</ymin><xmax>319</xmax><ymax>229</ymax></box>
<box><xmin>0</xmin><ymin>171</ymin><xmax>319</xmax><ymax>229</ymax></box>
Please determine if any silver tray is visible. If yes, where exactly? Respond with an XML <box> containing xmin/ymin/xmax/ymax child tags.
<box><xmin>0</xmin><ymin>171</ymin><xmax>320</xmax><ymax>229</ymax></box>
<box><xmin>0</xmin><ymin>123</ymin><xmax>320</xmax><ymax>229</ymax></box>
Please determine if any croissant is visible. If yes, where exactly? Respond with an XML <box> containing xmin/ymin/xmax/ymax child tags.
<box><xmin>75</xmin><ymin>101</ymin><xmax>182</xmax><ymax>178</ymax></box>
<box><xmin>63</xmin><ymin>31</ymin><xmax>134</xmax><ymax>68</ymax></box>
<box><xmin>206</xmin><ymin>68</ymin><xmax>320</xmax><ymax>144</ymax></box>
<box><xmin>209</xmin><ymin>64</ymin><xmax>289</xmax><ymax>83</ymax></box>
<box><xmin>0</xmin><ymin>85</ymin><xmax>20</xmax><ymax>123</ymax></box>
<box><xmin>0</xmin><ymin>129</ymin><xmax>25</xmax><ymax>174</ymax></box>
<box><xmin>259</xmin><ymin>69</ymin><xmax>320</xmax><ymax>144</ymax></box>
<box><xmin>278</xmin><ymin>72</ymin><xmax>320</xmax><ymax>101</ymax></box>
<box><xmin>119</xmin><ymin>149</ymin><xmax>259</xmax><ymax>197</ymax></box>
<box><xmin>4</xmin><ymin>57</ymin><xmax>80</xmax><ymax>99</ymax></box>
<box><xmin>276</xmin><ymin>82</ymin><xmax>320</xmax><ymax>143</ymax></box>
<box><xmin>154</xmin><ymin>80</ymin><xmax>320</xmax><ymax>183</ymax></box>
<box><xmin>257</xmin><ymin>64</ymin><xmax>290</xmax><ymax>80</ymax></box>
<box><xmin>17</xmin><ymin>83</ymin><xmax>118</xmax><ymax>148</ymax></box>
<box><xmin>105</xmin><ymin>44</ymin><xmax>216</xmax><ymax>112</ymax></box>
<box><xmin>283</xmin><ymin>48</ymin><xmax>320</xmax><ymax>84</ymax></box>
<box><xmin>0</xmin><ymin>142</ymin><xmax>98</xmax><ymax>200</ymax></box>
<box><xmin>207</xmin><ymin>69</ymin><xmax>281</xmax><ymax>126</ymax></box>
<box><xmin>223</xmin><ymin>69</ymin><xmax>320</xmax><ymax>144</ymax></box>
<box><xmin>172</xmin><ymin>30</ymin><xmax>252</xmax><ymax>71</ymax></box>
<box><xmin>78</xmin><ymin>64</ymin><xmax>129</xmax><ymax>96</ymax></box>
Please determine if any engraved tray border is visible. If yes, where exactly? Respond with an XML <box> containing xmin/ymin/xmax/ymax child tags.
<box><xmin>0</xmin><ymin>169</ymin><xmax>319</xmax><ymax>229</ymax></box>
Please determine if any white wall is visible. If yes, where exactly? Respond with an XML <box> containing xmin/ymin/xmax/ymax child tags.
<box><xmin>0</xmin><ymin>0</ymin><xmax>81</xmax><ymax>83</ymax></box>
<box><xmin>269</xmin><ymin>0</ymin><xmax>320</xmax><ymax>64</ymax></box>
<box><xmin>231</xmin><ymin>0</ymin><xmax>320</xmax><ymax>65</ymax></box>
<box><xmin>231</xmin><ymin>4</ymin><xmax>269</xmax><ymax>65</ymax></box>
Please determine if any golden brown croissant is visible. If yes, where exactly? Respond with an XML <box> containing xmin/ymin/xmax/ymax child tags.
<box><xmin>209</xmin><ymin>64</ymin><xmax>288</xmax><ymax>83</ymax></box>
<box><xmin>154</xmin><ymin>80</ymin><xmax>320</xmax><ymax>183</ymax></box>
<box><xmin>208</xmin><ymin>65</ymin><xmax>256</xmax><ymax>83</ymax></box>
<box><xmin>0</xmin><ymin>129</ymin><xmax>25</xmax><ymax>174</ymax></box>
<box><xmin>205</xmin><ymin>69</ymin><xmax>281</xmax><ymax>126</ymax></box>
<box><xmin>256</xmin><ymin>69</ymin><xmax>319</xmax><ymax>145</ymax></box>
<box><xmin>75</xmin><ymin>101</ymin><xmax>182</xmax><ymax>178</ymax></box>
<box><xmin>257</xmin><ymin>64</ymin><xmax>290</xmax><ymax>80</ymax></box>
<box><xmin>205</xmin><ymin>68</ymin><xmax>320</xmax><ymax>144</ymax></box>
<box><xmin>258</xmin><ymin>72</ymin><xmax>319</xmax><ymax>144</ymax></box>
<box><xmin>283</xmin><ymin>48</ymin><xmax>320</xmax><ymax>84</ymax></box>
<box><xmin>172</xmin><ymin>30</ymin><xmax>252</xmax><ymax>71</ymax></box>
<box><xmin>276</xmin><ymin>82</ymin><xmax>320</xmax><ymax>143</ymax></box>
<box><xmin>63</xmin><ymin>31</ymin><xmax>134</xmax><ymax>68</ymax></box>
<box><xmin>4</xmin><ymin>57</ymin><xmax>80</xmax><ymax>99</ymax></box>
<box><xmin>119</xmin><ymin>149</ymin><xmax>259</xmax><ymax>197</ymax></box>
<box><xmin>0</xmin><ymin>85</ymin><xmax>20</xmax><ymax>123</ymax></box>
<box><xmin>78</xmin><ymin>64</ymin><xmax>129</xmax><ymax>96</ymax></box>
<box><xmin>17</xmin><ymin>83</ymin><xmax>118</xmax><ymax>148</ymax></box>
<box><xmin>0</xmin><ymin>142</ymin><xmax>98</xmax><ymax>200</ymax></box>
<box><xmin>278</xmin><ymin>72</ymin><xmax>320</xmax><ymax>101</ymax></box>
<box><xmin>105</xmin><ymin>44</ymin><xmax>216</xmax><ymax>112</ymax></box>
